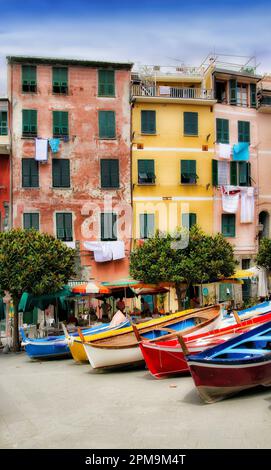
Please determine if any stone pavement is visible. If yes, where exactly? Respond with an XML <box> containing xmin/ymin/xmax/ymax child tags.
<box><xmin>1</xmin><ymin>352</ymin><xmax>271</xmax><ymax>449</ymax></box>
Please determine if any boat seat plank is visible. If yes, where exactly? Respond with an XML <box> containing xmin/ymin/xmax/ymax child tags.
<box><xmin>251</xmin><ymin>335</ymin><xmax>271</xmax><ymax>341</ymax></box>
<box><xmin>215</xmin><ymin>348</ymin><xmax>270</xmax><ymax>356</ymax></box>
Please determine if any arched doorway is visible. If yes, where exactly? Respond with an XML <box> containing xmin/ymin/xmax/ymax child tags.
<box><xmin>259</xmin><ymin>211</ymin><xmax>270</xmax><ymax>239</ymax></box>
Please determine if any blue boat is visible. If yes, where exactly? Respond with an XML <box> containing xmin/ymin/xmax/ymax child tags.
<box><xmin>20</xmin><ymin>319</ymin><xmax>130</xmax><ymax>359</ymax></box>
<box><xmin>186</xmin><ymin>319</ymin><xmax>271</xmax><ymax>403</ymax></box>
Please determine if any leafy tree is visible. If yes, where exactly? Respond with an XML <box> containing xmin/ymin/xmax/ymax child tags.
<box><xmin>256</xmin><ymin>238</ymin><xmax>271</xmax><ymax>270</ymax></box>
<box><xmin>0</xmin><ymin>229</ymin><xmax>76</xmax><ymax>351</ymax></box>
<box><xmin>130</xmin><ymin>225</ymin><xmax>236</xmax><ymax>309</ymax></box>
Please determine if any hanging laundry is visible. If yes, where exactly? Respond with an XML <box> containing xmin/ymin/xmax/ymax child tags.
<box><xmin>217</xmin><ymin>161</ymin><xmax>229</xmax><ymax>186</ymax></box>
<box><xmin>35</xmin><ymin>138</ymin><xmax>48</xmax><ymax>161</ymax></box>
<box><xmin>233</xmin><ymin>142</ymin><xmax>250</xmax><ymax>161</ymax></box>
<box><xmin>84</xmin><ymin>241</ymin><xmax>112</xmax><ymax>262</ymax></box>
<box><xmin>240</xmin><ymin>187</ymin><xmax>255</xmax><ymax>223</ymax></box>
<box><xmin>221</xmin><ymin>186</ymin><xmax>240</xmax><ymax>214</ymax></box>
<box><xmin>218</xmin><ymin>143</ymin><xmax>231</xmax><ymax>160</ymax></box>
<box><xmin>108</xmin><ymin>241</ymin><xmax>125</xmax><ymax>260</ymax></box>
<box><xmin>49</xmin><ymin>138</ymin><xmax>60</xmax><ymax>153</ymax></box>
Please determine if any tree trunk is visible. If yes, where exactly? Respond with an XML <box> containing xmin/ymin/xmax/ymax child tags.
<box><xmin>175</xmin><ymin>283</ymin><xmax>183</xmax><ymax>311</ymax></box>
<box><xmin>12</xmin><ymin>297</ymin><xmax>20</xmax><ymax>352</ymax></box>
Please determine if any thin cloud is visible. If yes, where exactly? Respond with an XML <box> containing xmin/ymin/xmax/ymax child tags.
<box><xmin>1</xmin><ymin>9</ymin><xmax>271</xmax><ymax>94</ymax></box>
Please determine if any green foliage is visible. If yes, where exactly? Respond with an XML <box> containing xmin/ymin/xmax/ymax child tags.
<box><xmin>130</xmin><ymin>225</ymin><xmax>236</xmax><ymax>287</ymax></box>
<box><xmin>0</xmin><ymin>229</ymin><xmax>76</xmax><ymax>299</ymax></box>
<box><xmin>256</xmin><ymin>238</ymin><xmax>271</xmax><ymax>270</ymax></box>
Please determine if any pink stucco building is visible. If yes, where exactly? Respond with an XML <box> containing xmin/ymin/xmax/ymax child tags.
<box><xmin>210</xmin><ymin>61</ymin><xmax>260</xmax><ymax>272</ymax></box>
<box><xmin>7</xmin><ymin>56</ymin><xmax>133</xmax><ymax>283</ymax></box>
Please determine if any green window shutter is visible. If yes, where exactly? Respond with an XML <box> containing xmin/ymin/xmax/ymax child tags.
<box><xmin>0</xmin><ymin>111</ymin><xmax>8</xmax><ymax>136</ymax></box>
<box><xmin>239</xmin><ymin>162</ymin><xmax>251</xmax><ymax>186</ymax></box>
<box><xmin>216</xmin><ymin>118</ymin><xmax>229</xmax><ymax>144</ymax></box>
<box><xmin>53</xmin><ymin>67</ymin><xmax>68</xmax><ymax>93</ymax></box>
<box><xmin>98</xmin><ymin>111</ymin><xmax>116</xmax><ymax>139</ymax></box>
<box><xmin>101</xmin><ymin>213</ymin><xmax>117</xmax><ymax>241</ymax></box>
<box><xmin>22</xmin><ymin>159</ymin><xmax>39</xmax><ymax>187</ymax></box>
<box><xmin>56</xmin><ymin>213</ymin><xmax>73</xmax><ymax>241</ymax></box>
<box><xmin>22</xmin><ymin>65</ymin><xmax>37</xmax><ymax>92</ymax></box>
<box><xmin>98</xmin><ymin>70</ymin><xmax>115</xmax><ymax>97</ymax></box>
<box><xmin>141</xmin><ymin>110</ymin><xmax>156</xmax><ymax>134</ymax></box>
<box><xmin>101</xmin><ymin>159</ymin><xmax>119</xmax><ymax>188</ymax></box>
<box><xmin>212</xmin><ymin>159</ymin><xmax>218</xmax><ymax>186</ymax></box>
<box><xmin>181</xmin><ymin>160</ymin><xmax>197</xmax><ymax>184</ymax></box>
<box><xmin>140</xmin><ymin>214</ymin><xmax>155</xmax><ymax>239</ymax></box>
<box><xmin>64</xmin><ymin>213</ymin><xmax>73</xmax><ymax>241</ymax></box>
<box><xmin>182</xmin><ymin>213</ymin><xmax>197</xmax><ymax>229</ymax></box>
<box><xmin>56</xmin><ymin>213</ymin><xmax>65</xmax><ymax>240</ymax></box>
<box><xmin>229</xmin><ymin>79</ymin><xmax>237</xmax><ymax>104</ymax></box>
<box><xmin>183</xmin><ymin>112</ymin><xmax>198</xmax><ymax>136</ymax></box>
<box><xmin>250</xmin><ymin>83</ymin><xmax>257</xmax><ymax>108</ymax></box>
<box><xmin>52</xmin><ymin>159</ymin><xmax>70</xmax><ymax>187</ymax></box>
<box><xmin>23</xmin><ymin>213</ymin><xmax>39</xmax><ymax>230</ymax></box>
<box><xmin>238</xmin><ymin>121</ymin><xmax>250</xmax><ymax>143</ymax></box>
<box><xmin>222</xmin><ymin>214</ymin><xmax>236</xmax><ymax>237</ymax></box>
<box><xmin>53</xmin><ymin>111</ymin><xmax>69</xmax><ymax>137</ymax></box>
<box><xmin>22</xmin><ymin>110</ymin><xmax>37</xmax><ymax>136</ymax></box>
<box><xmin>230</xmin><ymin>161</ymin><xmax>238</xmax><ymax>186</ymax></box>
<box><xmin>138</xmin><ymin>159</ymin><xmax>155</xmax><ymax>183</ymax></box>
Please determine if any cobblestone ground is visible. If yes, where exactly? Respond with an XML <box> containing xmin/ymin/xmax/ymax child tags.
<box><xmin>1</xmin><ymin>352</ymin><xmax>271</xmax><ymax>449</ymax></box>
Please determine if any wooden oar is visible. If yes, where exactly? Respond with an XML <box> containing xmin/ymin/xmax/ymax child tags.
<box><xmin>233</xmin><ymin>310</ymin><xmax>241</xmax><ymax>324</ymax></box>
<box><xmin>77</xmin><ymin>327</ymin><xmax>85</xmax><ymax>343</ymax></box>
<box><xmin>177</xmin><ymin>335</ymin><xmax>190</xmax><ymax>356</ymax></box>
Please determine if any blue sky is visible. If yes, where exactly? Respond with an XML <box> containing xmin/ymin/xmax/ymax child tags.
<box><xmin>0</xmin><ymin>0</ymin><xmax>271</xmax><ymax>94</ymax></box>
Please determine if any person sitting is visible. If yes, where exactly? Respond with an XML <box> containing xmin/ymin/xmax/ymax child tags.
<box><xmin>116</xmin><ymin>297</ymin><xmax>126</xmax><ymax>313</ymax></box>
<box><xmin>141</xmin><ymin>297</ymin><xmax>151</xmax><ymax>317</ymax></box>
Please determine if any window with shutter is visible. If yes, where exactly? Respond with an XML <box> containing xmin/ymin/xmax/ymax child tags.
<box><xmin>100</xmin><ymin>159</ymin><xmax>119</xmax><ymax>188</ymax></box>
<box><xmin>53</xmin><ymin>111</ymin><xmax>69</xmax><ymax>137</ymax></box>
<box><xmin>138</xmin><ymin>160</ymin><xmax>155</xmax><ymax>184</ymax></box>
<box><xmin>230</xmin><ymin>161</ymin><xmax>238</xmax><ymax>186</ymax></box>
<box><xmin>183</xmin><ymin>112</ymin><xmax>198</xmax><ymax>136</ymax></box>
<box><xmin>52</xmin><ymin>159</ymin><xmax>70</xmax><ymax>188</ymax></box>
<box><xmin>22</xmin><ymin>65</ymin><xmax>37</xmax><ymax>93</ymax></box>
<box><xmin>101</xmin><ymin>212</ymin><xmax>117</xmax><ymax>241</ymax></box>
<box><xmin>22</xmin><ymin>159</ymin><xmax>39</xmax><ymax>188</ymax></box>
<box><xmin>0</xmin><ymin>111</ymin><xmax>8</xmax><ymax>136</ymax></box>
<box><xmin>250</xmin><ymin>83</ymin><xmax>257</xmax><ymax>108</ymax></box>
<box><xmin>23</xmin><ymin>213</ymin><xmax>39</xmax><ymax>230</ymax></box>
<box><xmin>212</xmin><ymin>159</ymin><xmax>218</xmax><ymax>186</ymax></box>
<box><xmin>181</xmin><ymin>160</ymin><xmax>197</xmax><ymax>184</ymax></box>
<box><xmin>239</xmin><ymin>162</ymin><xmax>251</xmax><ymax>186</ymax></box>
<box><xmin>238</xmin><ymin>121</ymin><xmax>250</xmax><ymax>143</ymax></box>
<box><xmin>53</xmin><ymin>67</ymin><xmax>68</xmax><ymax>94</ymax></box>
<box><xmin>182</xmin><ymin>213</ymin><xmax>197</xmax><ymax>229</ymax></box>
<box><xmin>140</xmin><ymin>214</ymin><xmax>155</xmax><ymax>239</ymax></box>
<box><xmin>22</xmin><ymin>110</ymin><xmax>37</xmax><ymax>137</ymax></box>
<box><xmin>222</xmin><ymin>214</ymin><xmax>236</xmax><ymax>237</ymax></box>
<box><xmin>229</xmin><ymin>79</ymin><xmax>237</xmax><ymax>105</ymax></box>
<box><xmin>98</xmin><ymin>70</ymin><xmax>115</xmax><ymax>97</ymax></box>
<box><xmin>98</xmin><ymin>111</ymin><xmax>116</xmax><ymax>139</ymax></box>
<box><xmin>141</xmin><ymin>110</ymin><xmax>156</xmax><ymax>134</ymax></box>
<box><xmin>56</xmin><ymin>213</ymin><xmax>73</xmax><ymax>241</ymax></box>
<box><xmin>216</xmin><ymin>118</ymin><xmax>229</xmax><ymax>143</ymax></box>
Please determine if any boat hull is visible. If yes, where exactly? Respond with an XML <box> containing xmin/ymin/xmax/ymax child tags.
<box><xmin>83</xmin><ymin>343</ymin><xmax>144</xmax><ymax>369</ymax></box>
<box><xmin>140</xmin><ymin>309</ymin><xmax>271</xmax><ymax>379</ymax></box>
<box><xmin>188</xmin><ymin>357</ymin><xmax>271</xmax><ymax>403</ymax></box>
<box><xmin>23</xmin><ymin>340</ymin><xmax>71</xmax><ymax>359</ymax></box>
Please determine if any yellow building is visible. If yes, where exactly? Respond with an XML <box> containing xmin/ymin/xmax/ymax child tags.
<box><xmin>131</xmin><ymin>65</ymin><xmax>216</xmax><ymax>241</ymax></box>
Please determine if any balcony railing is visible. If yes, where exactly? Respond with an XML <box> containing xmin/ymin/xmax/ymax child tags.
<box><xmin>132</xmin><ymin>84</ymin><xmax>214</xmax><ymax>100</ymax></box>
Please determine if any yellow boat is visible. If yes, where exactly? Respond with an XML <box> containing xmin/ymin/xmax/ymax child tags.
<box><xmin>64</xmin><ymin>308</ymin><xmax>197</xmax><ymax>363</ymax></box>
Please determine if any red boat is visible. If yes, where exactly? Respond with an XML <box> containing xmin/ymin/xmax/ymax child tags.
<box><xmin>138</xmin><ymin>309</ymin><xmax>271</xmax><ymax>379</ymax></box>
<box><xmin>186</xmin><ymin>320</ymin><xmax>271</xmax><ymax>403</ymax></box>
